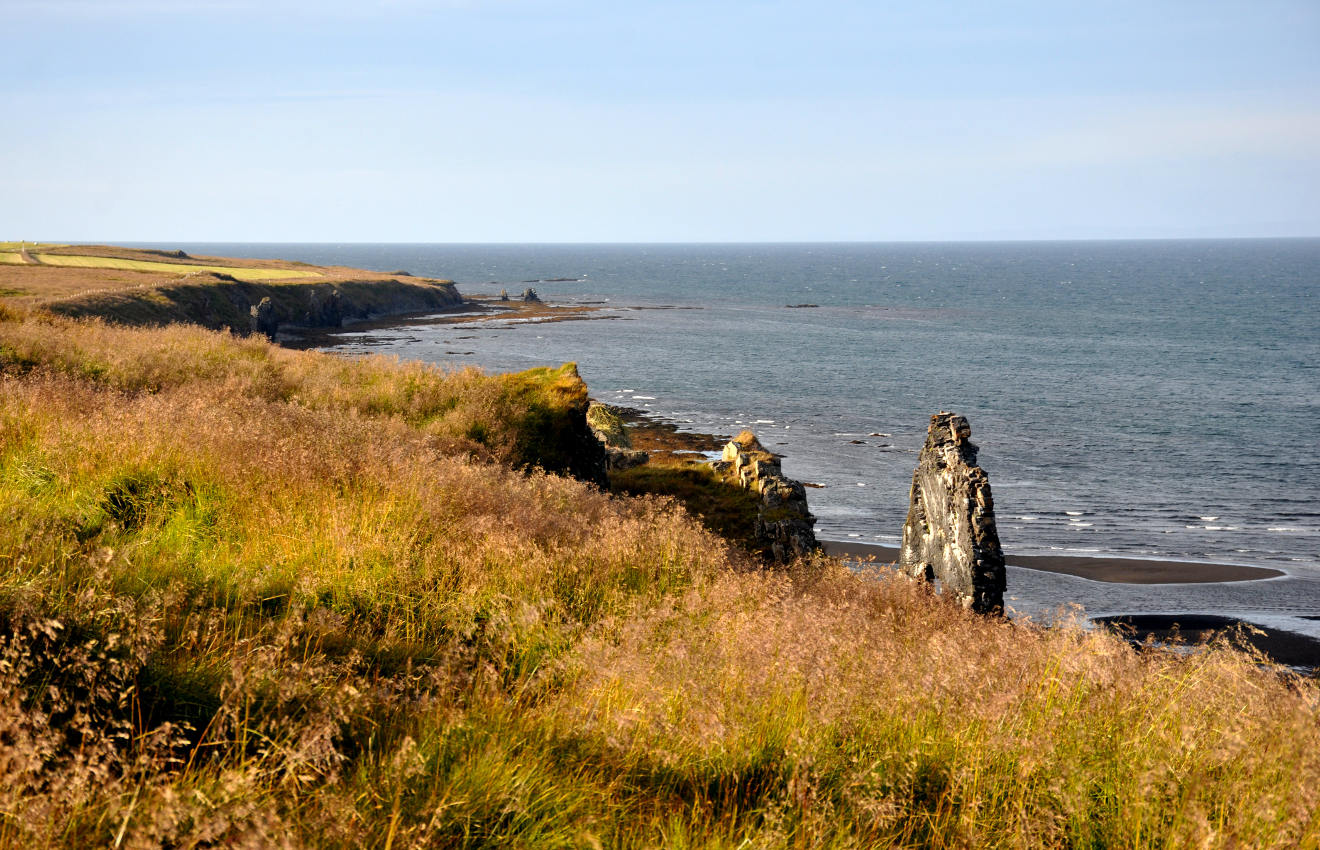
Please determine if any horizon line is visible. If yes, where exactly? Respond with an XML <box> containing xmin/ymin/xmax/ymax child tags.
<box><xmin>38</xmin><ymin>234</ymin><xmax>1320</xmax><ymax>247</ymax></box>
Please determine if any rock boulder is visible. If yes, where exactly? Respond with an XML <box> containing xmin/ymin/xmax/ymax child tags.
<box><xmin>587</xmin><ymin>402</ymin><xmax>650</xmax><ymax>471</ymax></box>
<box><xmin>900</xmin><ymin>412</ymin><xmax>1005</xmax><ymax>614</ymax></box>
<box><xmin>713</xmin><ymin>431</ymin><xmax>817</xmax><ymax>562</ymax></box>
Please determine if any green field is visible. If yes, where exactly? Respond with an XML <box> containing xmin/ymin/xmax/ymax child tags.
<box><xmin>0</xmin><ymin>252</ymin><xmax>23</xmax><ymax>265</ymax></box>
<box><xmin>29</xmin><ymin>252</ymin><xmax>318</xmax><ymax>280</ymax></box>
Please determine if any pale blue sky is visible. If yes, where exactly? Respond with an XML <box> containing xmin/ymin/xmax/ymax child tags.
<box><xmin>4</xmin><ymin>0</ymin><xmax>1318</xmax><ymax>241</ymax></box>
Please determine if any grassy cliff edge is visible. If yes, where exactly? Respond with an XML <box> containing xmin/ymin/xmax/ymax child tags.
<box><xmin>0</xmin><ymin>256</ymin><xmax>1318</xmax><ymax>847</ymax></box>
<box><xmin>1</xmin><ymin>244</ymin><xmax>463</xmax><ymax>334</ymax></box>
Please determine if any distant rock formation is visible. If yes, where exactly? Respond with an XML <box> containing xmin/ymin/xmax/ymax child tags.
<box><xmin>499</xmin><ymin>289</ymin><xmax>510</xmax><ymax>302</ymax></box>
<box><xmin>306</xmin><ymin>287</ymin><xmax>343</xmax><ymax>328</ymax></box>
<box><xmin>522</xmin><ymin>288</ymin><xmax>541</xmax><ymax>303</ymax></box>
<box><xmin>711</xmin><ymin>431</ymin><xmax>817</xmax><ymax>562</ymax></box>
<box><xmin>900</xmin><ymin>412</ymin><xmax>1005</xmax><ymax>614</ymax></box>
<box><xmin>249</xmin><ymin>297</ymin><xmax>277</xmax><ymax>339</ymax></box>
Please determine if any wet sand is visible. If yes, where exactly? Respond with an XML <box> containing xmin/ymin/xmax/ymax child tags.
<box><xmin>821</xmin><ymin>540</ymin><xmax>1285</xmax><ymax>584</ymax></box>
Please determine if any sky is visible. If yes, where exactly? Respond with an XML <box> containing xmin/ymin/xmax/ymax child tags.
<box><xmin>3</xmin><ymin>0</ymin><xmax>1319</xmax><ymax>242</ymax></box>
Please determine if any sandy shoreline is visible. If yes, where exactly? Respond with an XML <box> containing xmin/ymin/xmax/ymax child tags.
<box><xmin>821</xmin><ymin>539</ymin><xmax>1285</xmax><ymax>584</ymax></box>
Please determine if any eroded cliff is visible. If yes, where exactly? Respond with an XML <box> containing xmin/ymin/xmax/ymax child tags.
<box><xmin>711</xmin><ymin>431</ymin><xmax>818</xmax><ymax>562</ymax></box>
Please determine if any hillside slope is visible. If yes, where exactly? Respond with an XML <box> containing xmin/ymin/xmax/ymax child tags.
<box><xmin>0</xmin><ymin>277</ymin><xmax>1318</xmax><ymax>847</ymax></box>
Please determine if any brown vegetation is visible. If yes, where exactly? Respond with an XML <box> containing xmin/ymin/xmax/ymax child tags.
<box><xmin>0</xmin><ymin>266</ymin><xmax>1318</xmax><ymax>847</ymax></box>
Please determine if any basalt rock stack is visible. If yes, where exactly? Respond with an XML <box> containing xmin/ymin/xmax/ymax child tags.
<box><xmin>900</xmin><ymin>412</ymin><xmax>1005</xmax><ymax>614</ymax></box>
<box><xmin>711</xmin><ymin>431</ymin><xmax>818</xmax><ymax>562</ymax></box>
<box><xmin>305</xmin><ymin>286</ymin><xmax>344</xmax><ymax>328</ymax></box>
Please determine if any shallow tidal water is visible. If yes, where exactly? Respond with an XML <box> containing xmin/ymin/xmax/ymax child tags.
<box><xmin>165</xmin><ymin>240</ymin><xmax>1320</xmax><ymax>634</ymax></box>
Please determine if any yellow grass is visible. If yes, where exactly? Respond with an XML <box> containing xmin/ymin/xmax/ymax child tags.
<box><xmin>0</xmin><ymin>253</ymin><xmax>22</xmax><ymax>265</ymax></box>
<box><xmin>30</xmin><ymin>252</ymin><xmax>318</xmax><ymax>280</ymax></box>
<box><xmin>0</xmin><ymin>305</ymin><xmax>1318</xmax><ymax>848</ymax></box>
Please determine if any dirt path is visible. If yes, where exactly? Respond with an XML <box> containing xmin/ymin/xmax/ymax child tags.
<box><xmin>17</xmin><ymin>246</ymin><xmax>41</xmax><ymax>265</ymax></box>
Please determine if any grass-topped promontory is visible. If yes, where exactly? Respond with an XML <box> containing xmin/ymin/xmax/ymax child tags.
<box><xmin>0</xmin><ymin>244</ymin><xmax>462</xmax><ymax>333</ymax></box>
<box><xmin>0</xmin><ymin>270</ymin><xmax>1318</xmax><ymax>846</ymax></box>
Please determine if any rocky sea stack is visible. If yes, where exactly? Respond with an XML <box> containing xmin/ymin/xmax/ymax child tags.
<box><xmin>900</xmin><ymin>412</ymin><xmax>1006</xmax><ymax>613</ymax></box>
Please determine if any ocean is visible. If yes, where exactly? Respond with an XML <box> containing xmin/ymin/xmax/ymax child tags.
<box><xmin>163</xmin><ymin>240</ymin><xmax>1320</xmax><ymax>631</ymax></box>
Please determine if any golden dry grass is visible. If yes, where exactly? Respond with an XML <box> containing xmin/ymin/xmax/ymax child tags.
<box><xmin>0</xmin><ymin>262</ymin><xmax>173</xmax><ymax>301</ymax></box>
<box><xmin>0</xmin><ymin>304</ymin><xmax>1317</xmax><ymax>848</ymax></box>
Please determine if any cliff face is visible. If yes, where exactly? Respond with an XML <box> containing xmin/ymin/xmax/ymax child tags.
<box><xmin>711</xmin><ymin>431</ymin><xmax>817</xmax><ymax>562</ymax></box>
<box><xmin>500</xmin><ymin>364</ymin><xmax>608</xmax><ymax>488</ymax></box>
<box><xmin>587</xmin><ymin>403</ymin><xmax>649</xmax><ymax>471</ymax></box>
<box><xmin>249</xmin><ymin>279</ymin><xmax>463</xmax><ymax>337</ymax></box>
<box><xmin>48</xmin><ymin>275</ymin><xmax>463</xmax><ymax>336</ymax></box>
<box><xmin>900</xmin><ymin>412</ymin><xmax>1005</xmax><ymax>614</ymax></box>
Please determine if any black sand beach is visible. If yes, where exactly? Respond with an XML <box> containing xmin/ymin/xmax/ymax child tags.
<box><xmin>821</xmin><ymin>540</ymin><xmax>1284</xmax><ymax>584</ymax></box>
<box><xmin>823</xmin><ymin>540</ymin><xmax>1316</xmax><ymax>669</ymax></box>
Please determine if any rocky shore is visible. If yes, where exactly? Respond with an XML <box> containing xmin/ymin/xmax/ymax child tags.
<box><xmin>33</xmin><ymin>248</ymin><xmax>1305</xmax><ymax>667</ymax></box>
<box><xmin>600</xmin><ymin>406</ymin><xmax>1315</xmax><ymax>669</ymax></box>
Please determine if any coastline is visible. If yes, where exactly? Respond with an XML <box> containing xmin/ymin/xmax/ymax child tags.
<box><xmin>820</xmin><ymin>540</ymin><xmax>1285</xmax><ymax>584</ymax></box>
<box><xmin>264</xmin><ymin>276</ymin><xmax>1320</xmax><ymax>671</ymax></box>
<box><xmin>297</xmin><ymin>307</ymin><xmax>1302</xmax><ymax>591</ymax></box>
<box><xmin>6</xmin><ymin>243</ymin><xmax>1320</xmax><ymax>839</ymax></box>
<box><xmin>823</xmin><ymin>540</ymin><xmax>1317</xmax><ymax>670</ymax></box>
<box><xmin>280</xmin><ymin>294</ymin><xmax>612</xmax><ymax>348</ymax></box>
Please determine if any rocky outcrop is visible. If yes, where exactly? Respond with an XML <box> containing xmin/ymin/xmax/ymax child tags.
<box><xmin>503</xmin><ymin>364</ymin><xmax>608</xmax><ymax>488</ymax></box>
<box><xmin>522</xmin><ymin>288</ymin><xmax>541</xmax><ymax>303</ymax></box>
<box><xmin>244</xmin><ymin>286</ymin><xmax>346</xmax><ymax>337</ymax></box>
<box><xmin>240</xmin><ymin>280</ymin><xmax>461</xmax><ymax>337</ymax></box>
<box><xmin>305</xmin><ymin>287</ymin><xmax>343</xmax><ymax>328</ymax></box>
<box><xmin>900</xmin><ymin>412</ymin><xmax>1005</xmax><ymax>614</ymax></box>
<box><xmin>249</xmin><ymin>297</ymin><xmax>277</xmax><ymax>338</ymax></box>
<box><xmin>603</xmin><ymin>447</ymin><xmax>648</xmax><ymax>471</ymax></box>
<box><xmin>587</xmin><ymin>402</ymin><xmax>649</xmax><ymax>471</ymax></box>
<box><xmin>711</xmin><ymin>431</ymin><xmax>817</xmax><ymax>562</ymax></box>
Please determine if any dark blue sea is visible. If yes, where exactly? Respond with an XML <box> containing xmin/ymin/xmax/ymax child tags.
<box><xmin>164</xmin><ymin>241</ymin><xmax>1320</xmax><ymax>632</ymax></box>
